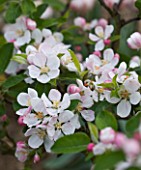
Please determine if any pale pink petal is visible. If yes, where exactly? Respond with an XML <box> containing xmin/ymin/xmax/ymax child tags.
<box><xmin>130</xmin><ymin>92</ymin><xmax>141</xmax><ymax>105</ymax></box>
<box><xmin>37</xmin><ymin>74</ymin><xmax>50</xmax><ymax>83</ymax></box>
<box><xmin>103</xmin><ymin>48</ymin><xmax>114</xmax><ymax>61</ymax></box>
<box><xmin>62</xmin><ymin>122</ymin><xmax>75</xmax><ymax>135</ymax></box>
<box><xmin>117</xmin><ymin>100</ymin><xmax>131</xmax><ymax>118</ymax></box>
<box><xmin>104</xmin><ymin>25</ymin><xmax>114</xmax><ymax>39</ymax></box>
<box><xmin>28</xmin><ymin>135</ymin><xmax>43</xmax><ymax>149</ymax></box>
<box><xmin>95</xmin><ymin>40</ymin><xmax>105</xmax><ymax>51</ymax></box>
<box><xmin>89</xmin><ymin>33</ymin><xmax>100</xmax><ymax>42</ymax></box>
<box><xmin>17</xmin><ymin>93</ymin><xmax>29</xmax><ymax>106</ymax></box>
<box><xmin>49</xmin><ymin>89</ymin><xmax>61</xmax><ymax>101</ymax></box>
<box><xmin>95</xmin><ymin>26</ymin><xmax>104</xmax><ymax>37</ymax></box>
<box><xmin>81</xmin><ymin>109</ymin><xmax>95</xmax><ymax>122</ymax></box>
<box><xmin>28</xmin><ymin>65</ymin><xmax>40</xmax><ymax>78</ymax></box>
<box><xmin>59</xmin><ymin>110</ymin><xmax>74</xmax><ymax>123</ymax></box>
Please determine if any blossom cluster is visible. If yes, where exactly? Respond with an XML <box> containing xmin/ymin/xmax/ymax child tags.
<box><xmin>1</xmin><ymin>0</ymin><xmax>141</xmax><ymax>168</ymax></box>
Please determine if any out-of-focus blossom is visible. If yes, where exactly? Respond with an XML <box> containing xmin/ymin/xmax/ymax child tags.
<box><xmin>89</xmin><ymin>25</ymin><xmax>114</xmax><ymax>51</ymax></box>
<box><xmin>127</xmin><ymin>32</ymin><xmax>141</xmax><ymax>50</ymax></box>
<box><xmin>129</xmin><ymin>56</ymin><xmax>140</xmax><ymax>68</ymax></box>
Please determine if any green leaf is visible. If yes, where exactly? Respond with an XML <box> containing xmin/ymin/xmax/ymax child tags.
<box><xmin>95</xmin><ymin>110</ymin><xmax>118</xmax><ymax>130</ymax></box>
<box><xmin>94</xmin><ymin>151</ymin><xmax>125</xmax><ymax>170</ymax></box>
<box><xmin>67</xmin><ymin>100</ymin><xmax>80</xmax><ymax>111</ymax></box>
<box><xmin>2</xmin><ymin>74</ymin><xmax>27</xmax><ymax>89</ymax></box>
<box><xmin>5</xmin><ymin>3</ymin><xmax>22</xmax><ymax>23</ymax></box>
<box><xmin>88</xmin><ymin>122</ymin><xmax>99</xmax><ymax>143</ymax></box>
<box><xmin>32</xmin><ymin>4</ymin><xmax>48</xmax><ymax>19</ymax></box>
<box><xmin>37</xmin><ymin>17</ymin><xmax>66</xmax><ymax>29</ymax></box>
<box><xmin>34</xmin><ymin>82</ymin><xmax>51</xmax><ymax>97</ymax></box>
<box><xmin>43</xmin><ymin>0</ymin><xmax>65</xmax><ymax>11</ymax></box>
<box><xmin>21</xmin><ymin>0</ymin><xmax>36</xmax><ymax>15</ymax></box>
<box><xmin>126</xmin><ymin>111</ymin><xmax>141</xmax><ymax>136</ymax></box>
<box><xmin>0</xmin><ymin>43</ymin><xmax>14</xmax><ymax>74</ymax></box>
<box><xmin>135</xmin><ymin>0</ymin><xmax>141</xmax><ymax>17</ymax></box>
<box><xmin>51</xmin><ymin>132</ymin><xmax>90</xmax><ymax>154</ymax></box>
<box><xmin>68</xmin><ymin>49</ymin><xmax>81</xmax><ymax>73</ymax></box>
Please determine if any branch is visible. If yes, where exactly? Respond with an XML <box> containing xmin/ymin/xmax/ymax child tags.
<box><xmin>98</xmin><ymin>0</ymin><xmax>113</xmax><ymax>16</ymax></box>
<box><xmin>123</xmin><ymin>17</ymin><xmax>141</xmax><ymax>26</ymax></box>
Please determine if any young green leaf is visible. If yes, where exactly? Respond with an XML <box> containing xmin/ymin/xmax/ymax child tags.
<box><xmin>68</xmin><ymin>49</ymin><xmax>81</xmax><ymax>73</ymax></box>
<box><xmin>0</xmin><ymin>43</ymin><xmax>14</xmax><ymax>73</ymax></box>
<box><xmin>21</xmin><ymin>0</ymin><xmax>36</xmax><ymax>15</ymax></box>
<box><xmin>51</xmin><ymin>132</ymin><xmax>90</xmax><ymax>153</ymax></box>
<box><xmin>95</xmin><ymin>110</ymin><xmax>118</xmax><ymax>130</ymax></box>
<box><xmin>88</xmin><ymin>122</ymin><xmax>99</xmax><ymax>143</ymax></box>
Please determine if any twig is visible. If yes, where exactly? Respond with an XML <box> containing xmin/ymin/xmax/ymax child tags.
<box><xmin>122</xmin><ymin>17</ymin><xmax>141</xmax><ymax>26</ymax></box>
<box><xmin>98</xmin><ymin>0</ymin><xmax>113</xmax><ymax>16</ymax></box>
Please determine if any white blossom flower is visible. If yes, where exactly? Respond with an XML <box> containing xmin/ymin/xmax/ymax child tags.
<box><xmin>4</xmin><ymin>17</ymin><xmax>31</xmax><ymax>47</ymax></box>
<box><xmin>41</xmin><ymin>89</ymin><xmax>71</xmax><ymax>116</ymax></box>
<box><xmin>28</xmin><ymin>52</ymin><xmax>60</xmax><ymax>83</ymax></box>
<box><xmin>89</xmin><ymin>25</ymin><xmax>114</xmax><ymax>51</ymax></box>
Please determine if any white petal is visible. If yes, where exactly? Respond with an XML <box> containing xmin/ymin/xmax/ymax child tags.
<box><xmin>37</xmin><ymin>74</ymin><xmax>50</xmax><ymax>83</ymax></box>
<box><xmin>28</xmin><ymin>134</ymin><xmax>43</xmax><ymax>149</ymax></box>
<box><xmin>48</xmin><ymin>69</ymin><xmax>60</xmax><ymax>79</ymax></box>
<box><xmin>70</xmin><ymin>114</ymin><xmax>80</xmax><ymax>129</ymax></box>
<box><xmin>41</xmin><ymin>93</ymin><xmax>52</xmax><ymax>107</ymax></box>
<box><xmin>59</xmin><ymin>110</ymin><xmax>74</xmax><ymax>123</ymax></box>
<box><xmin>89</xmin><ymin>33</ymin><xmax>100</xmax><ymax>42</ymax></box>
<box><xmin>81</xmin><ymin>109</ymin><xmax>95</xmax><ymax>122</ymax></box>
<box><xmin>95</xmin><ymin>40</ymin><xmax>105</xmax><ymax>51</ymax></box>
<box><xmin>16</xmin><ymin>108</ymin><xmax>28</xmax><ymax>116</ymax></box>
<box><xmin>32</xmin><ymin>28</ymin><xmax>42</xmax><ymax>44</ymax></box>
<box><xmin>44</xmin><ymin>137</ymin><xmax>54</xmax><ymax>153</ymax></box>
<box><xmin>47</xmin><ymin>56</ymin><xmax>60</xmax><ymax>69</ymax></box>
<box><xmin>124</xmin><ymin>78</ymin><xmax>140</xmax><ymax>93</ymax></box>
<box><xmin>28</xmin><ymin>88</ymin><xmax>38</xmax><ymax>98</ymax></box>
<box><xmin>60</xmin><ymin>93</ymin><xmax>70</xmax><ymax>110</ymax></box>
<box><xmin>117</xmin><ymin>100</ymin><xmax>131</xmax><ymax>118</ymax></box>
<box><xmin>130</xmin><ymin>92</ymin><xmax>141</xmax><ymax>105</ymax></box>
<box><xmin>104</xmin><ymin>25</ymin><xmax>114</xmax><ymax>39</ymax></box>
<box><xmin>30</xmin><ymin>98</ymin><xmax>45</xmax><ymax>113</ymax></box>
<box><xmin>49</xmin><ymin>89</ymin><xmax>61</xmax><ymax>101</ymax></box>
<box><xmin>103</xmin><ymin>48</ymin><xmax>114</xmax><ymax>61</ymax></box>
<box><xmin>28</xmin><ymin>65</ymin><xmax>40</xmax><ymax>78</ymax></box>
<box><xmin>62</xmin><ymin>122</ymin><xmax>75</xmax><ymax>135</ymax></box>
<box><xmin>95</xmin><ymin>26</ymin><xmax>104</xmax><ymax>38</ymax></box>
<box><xmin>17</xmin><ymin>93</ymin><xmax>29</xmax><ymax>106</ymax></box>
<box><xmin>47</xmin><ymin>124</ymin><xmax>55</xmax><ymax>137</ymax></box>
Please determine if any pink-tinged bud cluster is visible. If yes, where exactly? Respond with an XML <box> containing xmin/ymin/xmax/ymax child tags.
<box><xmin>74</xmin><ymin>17</ymin><xmax>86</xmax><ymax>28</ymax></box>
<box><xmin>33</xmin><ymin>153</ymin><xmax>40</xmax><ymax>164</ymax></box>
<box><xmin>100</xmin><ymin>127</ymin><xmax>116</xmax><ymax>144</ymax></box>
<box><xmin>15</xmin><ymin>141</ymin><xmax>28</xmax><ymax>162</ymax></box>
<box><xmin>26</xmin><ymin>18</ymin><xmax>37</xmax><ymax>31</ymax></box>
<box><xmin>114</xmin><ymin>132</ymin><xmax>126</xmax><ymax>148</ymax></box>
<box><xmin>97</xmin><ymin>19</ymin><xmax>108</xmax><ymax>28</ymax></box>
<box><xmin>127</xmin><ymin>32</ymin><xmax>141</xmax><ymax>50</ymax></box>
<box><xmin>0</xmin><ymin>114</ymin><xmax>8</xmax><ymax>122</ymax></box>
<box><xmin>87</xmin><ymin>143</ymin><xmax>95</xmax><ymax>152</ymax></box>
<box><xmin>67</xmin><ymin>84</ymin><xmax>81</xmax><ymax>94</ymax></box>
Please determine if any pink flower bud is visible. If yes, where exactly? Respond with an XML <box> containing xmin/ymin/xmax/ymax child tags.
<box><xmin>87</xmin><ymin>143</ymin><xmax>95</xmax><ymax>152</ymax></box>
<box><xmin>75</xmin><ymin>46</ymin><xmax>82</xmax><ymax>52</ymax></box>
<box><xmin>127</xmin><ymin>32</ymin><xmax>141</xmax><ymax>50</ymax></box>
<box><xmin>97</xmin><ymin>18</ymin><xmax>108</xmax><ymax>28</ymax></box>
<box><xmin>26</xmin><ymin>18</ymin><xmax>37</xmax><ymax>31</ymax></box>
<box><xmin>74</xmin><ymin>17</ymin><xmax>86</xmax><ymax>28</ymax></box>
<box><xmin>114</xmin><ymin>133</ymin><xmax>126</xmax><ymax>148</ymax></box>
<box><xmin>16</xmin><ymin>141</ymin><xmax>26</xmax><ymax>149</ymax></box>
<box><xmin>33</xmin><ymin>153</ymin><xmax>40</xmax><ymax>164</ymax></box>
<box><xmin>0</xmin><ymin>114</ymin><xmax>8</xmax><ymax>122</ymax></box>
<box><xmin>123</xmin><ymin>139</ymin><xmax>140</xmax><ymax>158</ymax></box>
<box><xmin>67</xmin><ymin>84</ymin><xmax>81</xmax><ymax>94</ymax></box>
<box><xmin>100</xmin><ymin>127</ymin><xmax>116</xmax><ymax>144</ymax></box>
<box><xmin>93</xmin><ymin>51</ymin><xmax>101</xmax><ymax>57</ymax></box>
<box><xmin>18</xmin><ymin>116</ymin><xmax>26</xmax><ymax>126</ymax></box>
<box><xmin>104</xmin><ymin>39</ymin><xmax>111</xmax><ymax>45</ymax></box>
<box><xmin>76</xmin><ymin>53</ymin><xmax>83</xmax><ymax>62</ymax></box>
<box><xmin>134</xmin><ymin>132</ymin><xmax>141</xmax><ymax>141</ymax></box>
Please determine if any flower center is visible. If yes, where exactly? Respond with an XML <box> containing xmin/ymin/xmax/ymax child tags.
<box><xmin>16</xmin><ymin>29</ymin><xmax>24</xmax><ymax>36</ymax></box>
<box><xmin>76</xmin><ymin>103</ymin><xmax>83</xmax><ymax>112</ymax></box>
<box><xmin>52</xmin><ymin>101</ymin><xmax>60</xmax><ymax>109</ymax></box>
<box><xmin>97</xmin><ymin>87</ymin><xmax>104</xmax><ymax>93</ymax></box>
<box><xmin>36</xmin><ymin>112</ymin><xmax>44</xmax><ymax>119</ymax></box>
<box><xmin>64</xmin><ymin>56</ymin><xmax>72</xmax><ymax>65</ymax></box>
<box><xmin>102</xmin><ymin>60</ymin><xmax>108</xmax><ymax>65</ymax></box>
<box><xmin>37</xmin><ymin>130</ymin><xmax>46</xmax><ymax>139</ymax></box>
<box><xmin>120</xmin><ymin>90</ymin><xmax>129</xmax><ymax>99</ymax></box>
<box><xmin>41</xmin><ymin>66</ymin><xmax>50</xmax><ymax>73</ymax></box>
<box><xmin>55</xmin><ymin>122</ymin><xmax>62</xmax><ymax>129</ymax></box>
<box><xmin>98</xmin><ymin>32</ymin><xmax>104</xmax><ymax>39</ymax></box>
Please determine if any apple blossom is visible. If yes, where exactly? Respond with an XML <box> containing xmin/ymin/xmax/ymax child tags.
<box><xmin>129</xmin><ymin>56</ymin><xmax>140</xmax><ymax>68</ymax></box>
<box><xmin>127</xmin><ymin>32</ymin><xmax>141</xmax><ymax>50</ymax></box>
<box><xmin>28</xmin><ymin>52</ymin><xmax>60</xmax><ymax>83</ymax></box>
<box><xmin>103</xmin><ymin>0</ymin><xmax>120</xmax><ymax>9</ymax></box>
<box><xmin>89</xmin><ymin>25</ymin><xmax>114</xmax><ymax>51</ymax></box>
<box><xmin>4</xmin><ymin>16</ymin><xmax>31</xmax><ymax>47</ymax></box>
<box><xmin>100</xmin><ymin>127</ymin><xmax>116</xmax><ymax>144</ymax></box>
